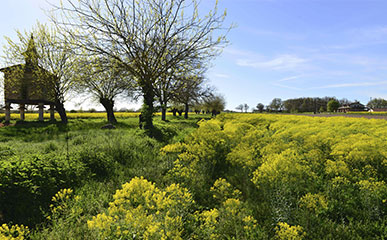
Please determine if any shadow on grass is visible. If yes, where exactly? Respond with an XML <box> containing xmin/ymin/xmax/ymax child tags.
<box><xmin>0</xmin><ymin>115</ymin><xmax>209</xmax><ymax>143</ymax></box>
<box><xmin>149</xmin><ymin>126</ymin><xmax>177</xmax><ymax>143</ymax></box>
<box><xmin>0</xmin><ymin>119</ymin><xmax>134</xmax><ymax>142</ymax></box>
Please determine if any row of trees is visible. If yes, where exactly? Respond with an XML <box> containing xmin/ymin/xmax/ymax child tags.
<box><xmin>252</xmin><ymin>97</ymin><xmax>375</xmax><ymax>113</ymax></box>
<box><xmin>1</xmin><ymin>0</ymin><xmax>230</xmax><ymax>134</ymax></box>
<box><xmin>235</xmin><ymin>103</ymin><xmax>249</xmax><ymax>112</ymax></box>
<box><xmin>367</xmin><ymin>98</ymin><xmax>387</xmax><ymax>108</ymax></box>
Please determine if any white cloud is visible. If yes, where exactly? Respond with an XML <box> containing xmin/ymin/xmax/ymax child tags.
<box><xmin>213</xmin><ymin>73</ymin><xmax>230</xmax><ymax>78</ymax></box>
<box><xmin>278</xmin><ymin>75</ymin><xmax>303</xmax><ymax>82</ymax></box>
<box><xmin>312</xmin><ymin>80</ymin><xmax>387</xmax><ymax>89</ymax></box>
<box><xmin>222</xmin><ymin>47</ymin><xmax>257</xmax><ymax>57</ymax></box>
<box><xmin>236</xmin><ymin>54</ymin><xmax>308</xmax><ymax>71</ymax></box>
<box><xmin>272</xmin><ymin>83</ymin><xmax>302</xmax><ymax>91</ymax></box>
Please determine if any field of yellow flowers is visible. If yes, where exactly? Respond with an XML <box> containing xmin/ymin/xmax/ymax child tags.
<box><xmin>1</xmin><ymin>113</ymin><xmax>386</xmax><ymax>239</ymax></box>
<box><xmin>160</xmin><ymin>113</ymin><xmax>387</xmax><ymax>239</ymax></box>
<box><xmin>0</xmin><ymin>111</ymin><xmax>141</xmax><ymax>121</ymax></box>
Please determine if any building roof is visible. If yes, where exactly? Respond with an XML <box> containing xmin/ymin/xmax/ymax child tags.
<box><xmin>0</xmin><ymin>64</ymin><xmax>24</xmax><ymax>72</ymax></box>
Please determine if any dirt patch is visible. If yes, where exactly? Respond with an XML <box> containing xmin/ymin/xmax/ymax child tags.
<box><xmin>0</xmin><ymin>122</ymin><xmax>15</xmax><ymax>128</ymax></box>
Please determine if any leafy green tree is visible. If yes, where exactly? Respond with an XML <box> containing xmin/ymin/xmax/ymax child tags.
<box><xmin>203</xmin><ymin>94</ymin><xmax>226</xmax><ymax>116</ymax></box>
<box><xmin>269</xmin><ymin>98</ymin><xmax>283</xmax><ymax>112</ymax></box>
<box><xmin>367</xmin><ymin>98</ymin><xmax>387</xmax><ymax>109</ymax></box>
<box><xmin>256</xmin><ymin>103</ymin><xmax>264</xmax><ymax>113</ymax></box>
<box><xmin>52</xmin><ymin>0</ymin><xmax>230</xmax><ymax>134</ymax></box>
<box><xmin>327</xmin><ymin>99</ymin><xmax>340</xmax><ymax>112</ymax></box>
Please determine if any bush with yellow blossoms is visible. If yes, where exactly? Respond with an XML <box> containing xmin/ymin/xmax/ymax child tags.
<box><xmin>87</xmin><ymin>177</ymin><xmax>194</xmax><ymax>239</ymax></box>
<box><xmin>0</xmin><ymin>224</ymin><xmax>29</xmax><ymax>240</ymax></box>
<box><xmin>275</xmin><ymin>222</ymin><xmax>306</xmax><ymax>240</ymax></box>
<box><xmin>162</xmin><ymin>113</ymin><xmax>387</xmax><ymax>238</ymax></box>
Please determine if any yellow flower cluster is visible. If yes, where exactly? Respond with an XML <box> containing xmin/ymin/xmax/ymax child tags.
<box><xmin>275</xmin><ymin>222</ymin><xmax>306</xmax><ymax>240</ymax></box>
<box><xmin>210</xmin><ymin>178</ymin><xmax>241</xmax><ymax>202</ymax></box>
<box><xmin>161</xmin><ymin>113</ymin><xmax>387</xmax><ymax>237</ymax></box>
<box><xmin>47</xmin><ymin>188</ymin><xmax>76</xmax><ymax>220</ymax></box>
<box><xmin>198</xmin><ymin>197</ymin><xmax>260</xmax><ymax>239</ymax></box>
<box><xmin>299</xmin><ymin>193</ymin><xmax>328</xmax><ymax>215</ymax></box>
<box><xmin>0</xmin><ymin>224</ymin><xmax>29</xmax><ymax>240</ymax></box>
<box><xmin>87</xmin><ymin>177</ymin><xmax>193</xmax><ymax>239</ymax></box>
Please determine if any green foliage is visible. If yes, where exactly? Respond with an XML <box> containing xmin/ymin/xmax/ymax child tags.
<box><xmin>0</xmin><ymin>154</ymin><xmax>88</xmax><ymax>226</ymax></box>
<box><xmin>327</xmin><ymin>99</ymin><xmax>340</xmax><ymax>112</ymax></box>
<box><xmin>367</xmin><ymin>98</ymin><xmax>387</xmax><ymax>108</ymax></box>
<box><xmin>163</xmin><ymin>113</ymin><xmax>387</xmax><ymax>238</ymax></box>
<box><xmin>195</xmin><ymin>198</ymin><xmax>265</xmax><ymax>240</ymax></box>
<box><xmin>2</xmin><ymin>113</ymin><xmax>387</xmax><ymax>239</ymax></box>
<box><xmin>87</xmin><ymin>177</ymin><xmax>194</xmax><ymax>239</ymax></box>
<box><xmin>269</xmin><ymin>98</ymin><xmax>283</xmax><ymax>111</ymax></box>
<box><xmin>283</xmin><ymin>97</ymin><xmax>335</xmax><ymax>113</ymax></box>
<box><xmin>0</xmin><ymin>115</ymin><xmax>204</xmax><ymax>237</ymax></box>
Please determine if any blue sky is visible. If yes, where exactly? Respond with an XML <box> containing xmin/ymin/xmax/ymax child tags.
<box><xmin>2</xmin><ymin>0</ymin><xmax>387</xmax><ymax>111</ymax></box>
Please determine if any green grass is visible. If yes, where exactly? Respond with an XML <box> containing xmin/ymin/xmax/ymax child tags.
<box><xmin>0</xmin><ymin>114</ymin><xmax>210</xmax><ymax>238</ymax></box>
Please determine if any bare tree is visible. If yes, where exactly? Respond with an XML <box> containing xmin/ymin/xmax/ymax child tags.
<box><xmin>75</xmin><ymin>57</ymin><xmax>136</xmax><ymax>123</ymax></box>
<box><xmin>243</xmin><ymin>103</ymin><xmax>249</xmax><ymax>112</ymax></box>
<box><xmin>0</xmin><ymin>74</ymin><xmax>4</xmax><ymax>108</ymax></box>
<box><xmin>51</xmin><ymin>0</ymin><xmax>230</xmax><ymax>134</ymax></box>
<box><xmin>173</xmin><ymin>73</ymin><xmax>210</xmax><ymax>119</ymax></box>
<box><xmin>236</xmin><ymin>104</ymin><xmax>243</xmax><ymax>112</ymax></box>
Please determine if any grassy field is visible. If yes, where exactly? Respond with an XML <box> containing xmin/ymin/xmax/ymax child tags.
<box><xmin>0</xmin><ymin>111</ymin><xmax>180</xmax><ymax>121</ymax></box>
<box><xmin>1</xmin><ymin>113</ymin><xmax>386</xmax><ymax>239</ymax></box>
<box><xmin>0</xmin><ymin>113</ymin><xmax>210</xmax><ymax>239</ymax></box>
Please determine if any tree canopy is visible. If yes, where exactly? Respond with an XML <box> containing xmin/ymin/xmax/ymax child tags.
<box><xmin>52</xmin><ymin>0</ymin><xmax>230</xmax><ymax>133</ymax></box>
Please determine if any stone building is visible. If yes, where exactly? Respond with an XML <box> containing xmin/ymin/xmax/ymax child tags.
<box><xmin>0</xmin><ymin>35</ymin><xmax>57</xmax><ymax>123</ymax></box>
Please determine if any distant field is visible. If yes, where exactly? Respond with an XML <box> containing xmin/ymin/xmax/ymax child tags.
<box><xmin>0</xmin><ymin>111</ymin><xmax>194</xmax><ymax>122</ymax></box>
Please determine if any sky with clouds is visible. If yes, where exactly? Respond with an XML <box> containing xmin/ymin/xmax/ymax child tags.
<box><xmin>2</xmin><ymin>0</ymin><xmax>387</xmax><ymax>111</ymax></box>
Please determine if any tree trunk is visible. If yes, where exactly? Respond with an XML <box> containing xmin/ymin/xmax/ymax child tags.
<box><xmin>178</xmin><ymin>110</ymin><xmax>183</xmax><ymax>116</ymax></box>
<box><xmin>100</xmin><ymin>98</ymin><xmax>117</xmax><ymax>124</ymax></box>
<box><xmin>141</xmin><ymin>83</ymin><xmax>154</xmax><ymax>133</ymax></box>
<box><xmin>55</xmin><ymin>101</ymin><xmax>68</xmax><ymax>124</ymax></box>
<box><xmin>161</xmin><ymin>103</ymin><xmax>167</xmax><ymax>121</ymax></box>
<box><xmin>172</xmin><ymin>109</ymin><xmax>177</xmax><ymax>116</ymax></box>
<box><xmin>184</xmin><ymin>103</ymin><xmax>189</xmax><ymax>119</ymax></box>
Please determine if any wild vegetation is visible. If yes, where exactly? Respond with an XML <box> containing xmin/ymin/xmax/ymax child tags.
<box><xmin>0</xmin><ymin>114</ymin><xmax>208</xmax><ymax>239</ymax></box>
<box><xmin>1</xmin><ymin>113</ymin><xmax>386</xmax><ymax>239</ymax></box>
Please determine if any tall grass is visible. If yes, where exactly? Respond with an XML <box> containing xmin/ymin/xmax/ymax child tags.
<box><xmin>0</xmin><ymin>114</ymin><xmax>210</xmax><ymax>238</ymax></box>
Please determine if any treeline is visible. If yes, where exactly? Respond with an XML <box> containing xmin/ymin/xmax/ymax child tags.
<box><xmin>283</xmin><ymin>97</ymin><xmax>336</xmax><ymax>112</ymax></box>
<box><xmin>252</xmin><ymin>97</ymin><xmax>387</xmax><ymax>113</ymax></box>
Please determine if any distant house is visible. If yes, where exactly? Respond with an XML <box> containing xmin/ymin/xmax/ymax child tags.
<box><xmin>337</xmin><ymin>101</ymin><xmax>367</xmax><ymax>113</ymax></box>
